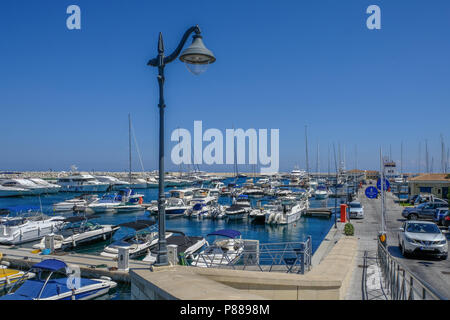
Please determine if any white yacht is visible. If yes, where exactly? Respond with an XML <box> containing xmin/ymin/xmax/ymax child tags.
<box><xmin>56</xmin><ymin>174</ymin><xmax>109</xmax><ymax>193</ymax></box>
<box><xmin>0</xmin><ymin>179</ymin><xmax>47</xmax><ymax>195</ymax></box>
<box><xmin>0</xmin><ymin>185</ymin><xmax>30</xmax><ymax>198</ymax></box>
<box><xmin>95</xmin><ymin>176</ymin><xmax>130</xmax><ymax>190</ymax></box>
<box><xmin>28</xmin><ymin>178</ymin><xmax>61</xmax><ymax>194</ymax></box>
<box><xmin>0</xmin><ymin>214</ymin><xmax>66</xmax><ymax>245</ymax></box>
<box><xmin>128</xmin><ymin>178</ymin><xmax>149</xmax><ymax>189</ymax></box>
<box><xmin>265</xmin><ymin>199</ymin><xmax>308</xmax><ymax>225</ymax></box>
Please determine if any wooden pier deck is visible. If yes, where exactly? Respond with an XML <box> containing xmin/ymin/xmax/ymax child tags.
<box><xmin>0</xmin><ymin>245</ymin><xmax>150</xmax><ymax>283</ymax></box>
<box><xmin>304</xmin><ymin>208</ymin><xmax>334</xmax><ymax>218</ymax></box>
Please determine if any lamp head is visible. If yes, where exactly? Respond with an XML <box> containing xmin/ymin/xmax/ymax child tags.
<box><xmin>179</xmin><ymin>35</ymin><xmax>216</xmax><ymax>75</ymax></box>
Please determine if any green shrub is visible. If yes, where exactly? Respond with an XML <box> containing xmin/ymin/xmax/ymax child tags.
<box><xmin>344</xmin><ymin>223</ymin><xmax>354</xmax><ymax>236</ymax></box>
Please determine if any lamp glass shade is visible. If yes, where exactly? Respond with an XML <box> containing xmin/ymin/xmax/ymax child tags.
<box><xmin>180</xmin><ymin>35</ymin><xmax>215</xmax><ymax>75</ymax></box>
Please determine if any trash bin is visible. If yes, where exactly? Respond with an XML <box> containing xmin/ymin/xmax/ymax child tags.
<box><xmin>340</xmin><ymin>204</ymin><xmax>348</xmax><ymax>223</ymax></box>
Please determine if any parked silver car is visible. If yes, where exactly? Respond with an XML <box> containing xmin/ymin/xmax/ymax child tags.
<box><xmin>398</xmin><ymin>221</ymin><xmax>448</xmax><ymax>260</ymax></box>
<box><xmin>348</xmin><ymin>201</ymin><xmax>364</xmax><ymax>219</ymax></box>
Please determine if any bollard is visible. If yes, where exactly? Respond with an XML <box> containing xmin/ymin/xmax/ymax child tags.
<box><xmin>167</xmin><ymin>245</ymin><xmax>178</xmax><ymax>265</ymax></box>
<box><xmin>117</xmin><ymin>247</ymin><xmax>129</xmax><ymax>271</ymax></box>
<box><xmin>340</xmin><ymin>204</ymin><xmax>348</xmax><ymax>223</ymax></box>
<box><xmin>44</xmin><ymin>235</ymin><xmax>55</xmax><ymax>253</ymax></box>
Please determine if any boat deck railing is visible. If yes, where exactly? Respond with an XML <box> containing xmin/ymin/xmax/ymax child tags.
<box><xmin>191</xmin><ymin>236</ymin><xmax>312</xmax><ymax>274</ymax></box>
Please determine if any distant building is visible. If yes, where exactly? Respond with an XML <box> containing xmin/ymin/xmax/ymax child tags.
<box><xmin>408</xmin><ymin>174</ymin><xmax>450</xmax><ymax>199</ymax></box>
<box><xmin>365</xmin><ymin>170</ymin><xmax>380</xmax><ymax>181</ymax></box>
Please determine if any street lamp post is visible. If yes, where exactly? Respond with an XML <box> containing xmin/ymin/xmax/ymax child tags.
<box><xmin>147</xmin><ymin>25</ymin><xmax>215</xmax><ymax>266</ymax></box>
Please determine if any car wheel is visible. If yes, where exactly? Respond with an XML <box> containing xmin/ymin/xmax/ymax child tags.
<box><xmin>401</xmin><ymin>243</ymin><xmax>409</xmax><ymax>258</ymax></box>
<box><xmin>408</xmin><ymin>213</ymin><xmax>418</xmax><ymax>220</ymax></box>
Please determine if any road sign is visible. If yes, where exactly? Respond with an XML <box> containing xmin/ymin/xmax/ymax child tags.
<box><xmin>365</xmin><ymin>186</ymin><xmax>378</xmax><ymax>199</ymax></box>
<box><xmin>377</xmin><ymin>178</ymin><xmax>390</xmax><ymax>191</ymax></box>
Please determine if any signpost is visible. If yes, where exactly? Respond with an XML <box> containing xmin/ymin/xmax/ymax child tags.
<box><xmin>377</xmin><ymin>178</ymin><xmax>390</xmax><ymax>191</ymax></box>
<box><xmin>365</xmin><ymin>186</ymin><xmax>378</xmax><ymax>199</ymax></box>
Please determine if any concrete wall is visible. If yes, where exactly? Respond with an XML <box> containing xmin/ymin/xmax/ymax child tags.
<box><xmin>409</xmin><ymin>181</ymin><xmax>450</xmax><ymax>199</ymax></box>
<box><xmin>130</xmin><ymin>236</ymin><xmax>358</xmax><ymax>300</ymax></box>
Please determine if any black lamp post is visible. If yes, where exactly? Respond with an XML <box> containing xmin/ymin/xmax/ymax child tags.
<box><xmin>147</xmin><ymin>25</ymin><xmax>215</xmax><ymax>266</ymax></box>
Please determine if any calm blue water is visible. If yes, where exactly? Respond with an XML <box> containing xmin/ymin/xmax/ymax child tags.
<box><xmin>0</xmin><ymin>177</ymin><xmax>343</xmax><ymax>299</ymax></box>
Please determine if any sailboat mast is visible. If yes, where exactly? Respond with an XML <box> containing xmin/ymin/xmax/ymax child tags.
<box><xmin>305</xmin><ymin>125</ymin><xmax>309</xmax><ymax>176</ymax></box>
<box><xmin>128</xmin><ymin>113</ymin><xmax>132</xmax><ymax>184</ymax></box>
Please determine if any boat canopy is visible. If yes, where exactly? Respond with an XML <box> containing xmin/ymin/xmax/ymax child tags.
<box><xmin>207</xmin><ymin>229</ymin><xmax>241</xmax><ymax>239</ymax></box>
<box><xmin>237</xmin><ymin>195</ymin><xmax>248</xmax><ymax>199</ymax></box>
<box><xmin>118</xmin><ymin>220</ymin><xmax>155</xmax><ymax>231</ymax></box>
<box><xmin>32</xmin><ymin>259</ymin><xmax>67</xmax><ymax>271</ymax></box>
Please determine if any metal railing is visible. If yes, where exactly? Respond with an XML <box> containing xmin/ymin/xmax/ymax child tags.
<box><xmin>377</xmin><ymin>240</ymin><xmax>446</xmax><ymax>300</ymax></box>
<box><xmin>190</xmin><ymin>236</ymin><xmax>312</xmax><ymax>274</ymax></box>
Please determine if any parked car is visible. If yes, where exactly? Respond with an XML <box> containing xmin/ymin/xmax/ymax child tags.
<box><xmin>443</xmin><ymin>212</ymin><xmax>450</xmax><ymax>229</ymax></box>
<box><xmin>398</xmin><ymin>221</ymin><xmax>448</xmax><ymax>259</ymax></box>
<box><xmin>402</xmin><ymin>202</ymin><xmax>448</xmax><ymax>220</ymax></box>
<box><xmin>348</xmin><ymin>201</ymin><xmax>364</xmax><ymax>219</ymax></box>
<box><xmin>434</xmin><ymin>207</ymin><xmax>449</xmax><ymax>226</ymax></box>
<box><xmin>409</xmin><ymin>195</ymin><xmax>419</xmax><ymax>205</ymax></box>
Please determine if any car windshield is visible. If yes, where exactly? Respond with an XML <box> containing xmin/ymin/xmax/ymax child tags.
<box><xmin>406</xmin><ymin>223</ymin><xmax>441</xmax><ymax>234</ymax></box>
<box><xmin>350</xmin><ymin>203</ymin><xmax>361</xmax><ymax>208</ymax></box>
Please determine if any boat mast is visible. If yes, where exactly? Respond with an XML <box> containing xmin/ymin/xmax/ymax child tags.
<box><xmin>305</xmin><ymin>125</ymin><xmax>309</xmax><ymax>177</ymax></box>
<box><xmin>128</xmin><ymin>113</ymin><xmax>132</xmax><ymax>184</ymax></box>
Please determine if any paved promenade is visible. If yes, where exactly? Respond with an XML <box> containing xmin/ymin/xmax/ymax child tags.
<box><xmin>345</xmin><ymin>190</ymin><xmax>450</xmax><ymax>299</ymax></box>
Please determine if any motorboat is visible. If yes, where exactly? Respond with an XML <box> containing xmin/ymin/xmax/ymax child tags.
<box><xmin>0</xmin><ymin>261</ymin><xmax>35</xmax><ymax>291</ymax></box>
<box><xmin>52</xmin><ymin>194</ymin><xmax>99</xmax><ymax>212</ymax></box>
<box><xmin>0</xmin><ymin>185</ymin><xmax>30</xmax><ymax>197</ymax></box>
<box><xmin>225</xmin><ymin>195</ymin><xmax>252</xmax><ymax>220</ymax></box>
<box><xmin>100</xmin><ymin>220</ymin><xmax>172</xmax><ymax>259</ymax></box>
<box><xmin>0</xmin><ymin>259</ymin><xmax>116</xmax><ymax>300</ymax></box>
<box><xmin>142</xmin><ymin>230</ymin><xmax>206</xmax><ymax>264</ymax></box>
<box><xmin>94</xmin><ymin>175</ymin><xmax>130</xmax><ymax>190</ymax></box>
<box><xmin>265</xmin><ymin>199</ymin><xmax>308</xmax><ymax>225</ymax></box>
<box><xmin>168</xmin><ymin>188</ymin><xmax>195</xmax><ymax>202</ymax></box>
<box><xmin>249</xmin><ymin>201</ymin><xmax>278</xmax><ymax>223</ymax></box>
<box><xmin>88</xmin><ymin>193</ymin><xmax>122</xmax><ymax>213</ymax></box>
<box><xmin>164</xmin><ymin>198</ymin><xmax>191</xmax><ymax>218</ymax></box>
<box><xmin>88</xmin><ymin>188</ymin><xmax>144</xmax><ymax>213</ymax></box>
<box><xmin>190</xmin><ymin>229</ymin><xmax>245</xmax><ymax>268</ymax></box>
<box><xmin>56</xmin><ymin>174</ymin><xmax>109</xmax><ymax>193</ymax></box>
<box><xmin>0</xmin><ymin>179</ymin><xmax>47</xmax><ymax>195</ymax></box>
<box><xmin>185</xmin><ymin>188</ymin><xmax>217</xmax><ymax>218</ymax></box>
<box><xmin>115</xmin><ymin>189</ymin><xmax>145</xmax><ymax>213</ymax></box>
<box><xmin>314</xmin><ymin>185</ymin><xmax>329</xmax><ymax>200</ymax></box>
<box><xmin>32</xmin><ymin>216</ymin><xmax>120</xmax><ymax>251</ymax></box>
<box><xmin>186</xmin><ymin>197</ymin><xmax>220</xmax><ymax>219</ymax></box>
<box><xmin>28</xmin><ymin>178</ymin><xmax>61</xmax><ymax>194</ymax></box>
<box><xmin>0</xmin><ymin>214</ymin><xmax>66</xmax><ymax>245</ymax></box>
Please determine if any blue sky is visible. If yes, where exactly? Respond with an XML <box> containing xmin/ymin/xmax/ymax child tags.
<box><xmin>1</xmin><ymin>0</ymin><xmax>449</xmax><ymax>172</ymax></box>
